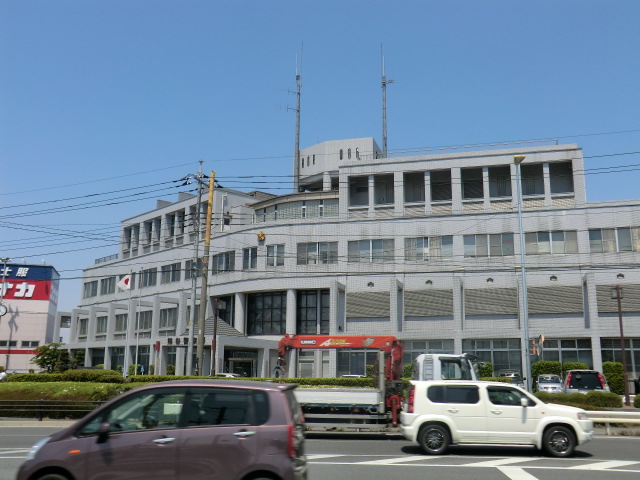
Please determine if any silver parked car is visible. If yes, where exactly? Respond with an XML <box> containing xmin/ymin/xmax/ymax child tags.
<box><xmin>563</xmin><ymin>369</ymin><xmax>610</xmax><ymax>394</ymax></box>
<box><xmin>536</xmin><ymin>374</ymin><xmax>563</xmax><ymax>393</ymax></box>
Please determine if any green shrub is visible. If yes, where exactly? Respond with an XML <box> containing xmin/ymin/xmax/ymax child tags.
<box><xmin>477</xmin><ymin>361</ymin><xmax>493</xmax><ymax>378</ymax></box>
<box><xmin>535</xmin><ymin>390</ymin><xmax>622</xmax><ymax>409</ymax></box>
<box><xmin>167</xmin><ymin>364</ymin><xmax>176</xmax><ymax>375</ymax></box>
<box><xmin>634</xmin><ymin>394</ymin><xmax>640</xmax><ymax>408</ymax></box>
<box><xmin>62</xmin><ymin>369</ymin><xmax>125</xmax><ymax>384</ymax></box>
<box><xmin>8</xmin><ymin>373</ymin><xmax>66</xmax><ymax>382</ymax></box>
<box><xmin>602</xmin><ymin>361</ymin><xmax>624</xmax><ymax>396</ymax></box>
<box><xmin>584</xmin><ymin>390</ymin><xmax>622</xmax><ymax>408</ymax></box>
<box><xmin>532</xmin><ymin>361</ymin><xmax>562</xmax><ymax>379</ymax></box>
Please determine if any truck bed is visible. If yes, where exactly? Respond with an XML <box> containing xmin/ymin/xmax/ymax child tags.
<box><xmin>294</xmin><ymin>387</ymin><xmax>383</xmax><ymax>406</ymax></box>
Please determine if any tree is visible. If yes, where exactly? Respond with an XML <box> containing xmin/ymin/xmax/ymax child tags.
<box><xmin>31</xmin><ymin>343</ymin><xmax>73</xmax><ymax>373</ymax></box>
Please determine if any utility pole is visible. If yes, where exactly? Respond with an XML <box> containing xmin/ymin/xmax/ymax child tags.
<box><xmin>197</xmin><ymin>171</ymin><xmax>215</xmax><ymax>375</ymax></box>
<box><xmin>293</xmin><ymin>53</ymin><xmax>302</xmax><ymax>192</ymax></box>
<box><xmin>186</xmin><ymin>162</ymin><xmax>204</xmax><ymax>375</ymax></box>
<box><xmin>381</xmin><ymin>46</ymin><xmax>393</xmax><ymax>158</ymax></box>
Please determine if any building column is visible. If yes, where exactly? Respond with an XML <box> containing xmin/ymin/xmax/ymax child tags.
<box><xmin>323</xmin><ymin>171</ymin><xmax>332</xmax><ymax>191</ymax></box>
<box><xmin>234</xmin><ymin>292</ymin><xmax>246</xmax><ymax>334</ymax></box>
<box><xmin>286</xmin><ymin>289</ymin><xmax>296</xmax><ymax>334</ymax></box>
<box><xmin>424</xmin><ymin>171</ymin><xmax>432</xmax><ymax>215</ymax></box>
<box><xmin>394</xmin><ymin>171</ymin><xmax>403</xmax><ymax>217</ymax></box>
<box><xmin>451</xmin><ymin>167</ymin><xmax>462</xmax><ymax>213</ymax></box>
<box><xmin>482</xmin><ymin>167</ymin><xmax>491</xmax><ymax>210</ymax></box>
<box><xmin>368</xmin><ymin>175</ymin><xmax>375</xmax><ymax>217</ymax></box>
<box><xmin>543</xmin><ymin>163</ymin><xmax>552</xmax><ymax>207</ymax></box>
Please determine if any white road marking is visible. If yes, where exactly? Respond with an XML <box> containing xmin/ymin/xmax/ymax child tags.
<box><xmin>307</xmin><ymin>454</ymin><xmax>346</xmax><ymax>460</ymax></box>
<box><xmin>567</xmin><ymin>460</ymin><xmax>639</xmax><ymax>470</ymax></box>
<box><xmin>497</xmin><ymin>466</ymin><xmax>540</xmax><ymax>480</ymax></box>
<box><xmin>357</xmin><ymin>455</ymin><xmax>433</xmax><ymax>465</ymax></box>
<box><xmin>464</xmin><ymin>457</ymin><xmax>537</xmax><ymax>467</ymax></box>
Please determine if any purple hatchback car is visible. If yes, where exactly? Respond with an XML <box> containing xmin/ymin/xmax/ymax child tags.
<box><xmin>17</xmin><ymin>379</ymin><xmax>307</xmax><ymax>480</ymax></box>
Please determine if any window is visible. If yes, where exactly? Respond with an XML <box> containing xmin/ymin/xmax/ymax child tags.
<box><xmin>347</xmin><ymin>239</ymin><xmax>395</xmax><ymax>263</ymax></box>
<box><xmin>374</xmin><ymin>174</ymin><xmax>394</xmax><ymax>205</ymax></box>
<box><xmin>0</xmin><ymin>340</ymin><xmax>17</xmax><ymax>347</ymax></box>
<box><xmin>267</xmin><ymin>244</ymin><xmax>285</xmax><ymax>267</ymax></box>
<box><xmin>78</xmin><ymin>389</ymin><xmax>187</xmax><ymax>436</ymax></box>
<box><xmin>137</xmin><ymin>311</ymin><xmax>153</xmax><ymax>330</ymax></box>
<box><xmin>430</xmin><ymin>170</ymin><xmax>452</xmax><ymax>201</ymax></box>
<box><xmin>462</xmin><ymin>338</ymin><xmax>522</xmax><ymax>374</ymax></box>
<box><xmin>301</xmin><ymin>201</ymin><xmax>306</xmax><ymax>218</ymax></box>
<box><xmin>461</xmin><ymin>168</ymin><xmax>483</xmax><ymax>199</ymax></box>
<box><xmin>349</xmin><ymin>176</ymin><xmax>369</xmax><ymax>206</ymax></box>
<box><xmin>520</xmin><ymin>164</ymin><xmax>544</xmax><ymax>195</ymax></box>
<box><xmin>243</xmin><ymin>247</ymin><xmax>258</xmax><ymax>269</ymax></box>
<box><xmin>339</xmin><ymin>149</ymin><xmax>343</xmax><ymax>160</ymax></box>
<box><xmin>404</xmin><ymin>172</ymin><xmax>425</xmax><ymax>203</ymax></box>
<box><xmin>78</xmin><ymin>318</ymin><xmax>88</xmax><ymax>336</ymax></box>
<box><xmin>427</xmin><ymin>385</ymin><xmax>479</xmax><ymax>404</ymax></box>
<box><xmin>21</xmin><ymin>340</ymin><xmax>40</xmax><ymax>348</ymax></box>
<box><xmin>96</xmin><ymin>316</ymin><xmax>108</xmax><ymax>334</ymax></box>
<box><xmin>159</xmin><ymin>308</ymin><xmax>178</xmax><ymax>329</ymax></box>
<box><xmin>539</xmin><ymin>338</ymin><xmax>592</xmax><ymax>366</ymax></box>
<box><xmin>141</xmin><ymin>268</ymin><xmax>157</xmax><ymax>288</ymax></box>
<box><xmin>405</xmin><ymin>236</ymin><xmax>453</xmax><ymax>261</ymax></box>
<box><xmin>100</xmin><ymin>277</ymin><xmax>116</xmax><ymax>295</ymax></box>
<box><xmin>83</xmin><ymin>281</ymin><xmax>98</xmax><ymax>298</ymax></box>
<box><xmin>297</xmin><ymin>290</ymin><xmax>330</xmax><ymax>334</ymax></box>
<box><xmin>115</xmin><ymin>313</ymin><xmax>128</xmax><ymax>332</ymax></box>
<box><xmin>348</xmin><ymin>148</ymin><xmax>351</xmax><ymax>159</ymax></box>
<box><xmin>247</xmin><ymin>292</ymin><xmax>287</xmax><ymax>335</ymax></box>
<box><xmin>212</xmin><ymin>251</ymin><xmax>235</xmax><ymax>274</ymax></box>
<box><xmin>297</xmin><ymin>242</ymin><xmax>338</xmax><ymax>265</ymax></box>
<box><xmin>549</xmin><ymin>161</ymin><xmax>574</xmax><ymax>194</ymax></box>
<box><xmin>166</xmin><ymin>213</ymin><xmax>176</xmax><ymax>236</ymax></box>
<box><xmin>463</xmin><ymin>233</ymin><xmax>514</xmax><ymax>257</ymax></box>
<box><xmin>525</xmin><ymin>231</ymin><xmax>578</xmax><ymax>255</ymax></box>
<box><xmin>161</xmin><ymin>263</ymin><xmax>181</xmax><ymax>284</ymax></box>
<box><xmin>487</xmin><ymin>386</ymin><xmax>532</xmax><ymax>406</ymax></box>
<box><xmin>588</xmin><ymin>228</ymin><xmax>639</xmax><ymax>253</ymax></box>
<box><xmin>402</xmin><ymin>340</ymin><xmax>455</xmax><ymax>365</ymax></box>
<box><xmin>488</xmin><ymin>166</ymin><xmax>512</xmax><ymax>198</ymax></box>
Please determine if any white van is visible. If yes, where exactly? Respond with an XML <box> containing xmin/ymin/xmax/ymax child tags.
<box><xmin>401</xmin><ymin>380</ymin><xmax>593</xmax><ymax>457</ymax></box>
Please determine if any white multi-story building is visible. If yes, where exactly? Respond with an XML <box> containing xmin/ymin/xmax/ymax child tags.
<box><xmin>64</xmin><ymin>138</ymin><xmax>640</xmax><ymax>388</ymax></box>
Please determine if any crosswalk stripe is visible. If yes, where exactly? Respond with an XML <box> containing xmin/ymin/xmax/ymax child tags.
<box><xmin>357</xmin><ymin>455</ymin><xmax>433</xmax><ymax>465</ymax></box>
<box><xmin>567</xmin><ymin>460</ymin><xmax>639</xmax><ymax>470</ymax></box>
<box><xmin>497</xmin><ymin>466</ymin><xmax>540</xmax><ymax>480</ymax></box>
<box><xmin>464</xmin><ymin>458</ymin><xmax>537</xmax><ymax>467</ymax></box>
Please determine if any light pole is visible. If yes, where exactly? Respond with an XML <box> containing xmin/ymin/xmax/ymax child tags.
<box><xmin>611</xmin><ymin>284</ymin><xmax>631</xmax><ymax>406</ymax></box>
<box><xmin>514</xmin><ymin>155</ymin><xmax>532</xmax><ymax>391</ymax></box>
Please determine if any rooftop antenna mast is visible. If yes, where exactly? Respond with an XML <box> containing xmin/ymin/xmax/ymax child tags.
<box><xmin>381</xmin><ymin>45</ymin><xmax>394</xmax><ymax>158</ymax></box>
<box><xmin>293</xmin><ymin>46</ymin><xmax>303</xmax><ymax>192</ymax></box>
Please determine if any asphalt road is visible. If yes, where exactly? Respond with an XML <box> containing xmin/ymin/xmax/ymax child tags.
<box><xmin>2</xmin><ymin>421</ymin><xmax>640</xmax><ymax>480</ymax></box>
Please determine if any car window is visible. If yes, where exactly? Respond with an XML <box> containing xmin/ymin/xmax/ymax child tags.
<box><xmin>77</xmin><ymin>388</ymin><xmax>186</xmax><ymax>436</ymax></box>
<box><xmin>487</xmin><ymin>386</ymin><xmax>533</xmax><ymax>406</ymax></box>
<box><xmin>186</xmin><ymin>388</ymin><xmax>266</xmax><ymax>427</ymax></box>
<box><xmin>568</xmin><ymin>372</ymin><xmax>603</xmax><ymax>390</ymax></box>
<box><xmin>427</xmin><ymin>385</ymin><xmax>479</xmax><ymax>404</ymax></box>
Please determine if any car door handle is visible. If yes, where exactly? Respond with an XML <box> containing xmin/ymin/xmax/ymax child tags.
<box><xmin>153</xmin><ymin>437</ymin><xmax>176</xmax><ymax>444</ymax></box>
<box><xmin>446</xmin><ymin>408</ymin><xmax>459</xmax><ymax>413</ymax></box>
<box><xmin>233</xmin><ymin>430</ymin><xmax>256</xmax><ymax>438</ymax></box>
<box><xmin>491</xmin><ymin>410</ymin><xmax>502</xmax><ymax>415</ymax></box>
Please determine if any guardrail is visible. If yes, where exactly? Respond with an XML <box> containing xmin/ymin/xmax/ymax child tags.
<box><xmin>0</xmin><ymin>400</ymin><xmax>104</xmax><ymax>421</ymax></box>
<box><xmin>587</xmin><ymin>410</ymin><xmax>640</xmax><ymax>435</ymax></box>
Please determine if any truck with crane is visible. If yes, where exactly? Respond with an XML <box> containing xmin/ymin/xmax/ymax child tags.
<box><xmin>278</xmin><ymin>334</ymin><xmax>478</xmax><ymax>432</ymax></box>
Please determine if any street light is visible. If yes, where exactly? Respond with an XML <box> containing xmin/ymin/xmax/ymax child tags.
<box><xmin>611</xmin><ymin>284</ymin><xmax>631</xmax><ymax>406</ymax></box>
<box><xmin>514</xmin><ymin>155</ymin><xmax>532</xmax><ymax>391</ymax></box>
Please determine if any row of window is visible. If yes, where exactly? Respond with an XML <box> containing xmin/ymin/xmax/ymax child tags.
<box><xmin>0</xmin><ymin>340</ymin><xmax>40</xmax><ymax>348</ymax></box>
<box><xmin>351</xmin><ymin>162</ymin><xmax>574</xmax><ymax>207</ymax></box>
<box><xmin>79</xmin><ymin>308</ymin><xmax>179</xmax><ymax>336</ymax></box>
<box><xmin>85</xmin><ymin>227</ymin><xmax>640</xmax><ymax>298</ymax></box>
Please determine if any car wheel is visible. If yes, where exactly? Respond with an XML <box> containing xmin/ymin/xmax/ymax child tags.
<box><xmin>418</xmin><ymin>424</ymin><xmax>450</xmax><ymax>455</ymax></box>
<box><xmin>542</xmin><ymin>425</ymin><xmax>576</xmax><ymax>457</ymax></box>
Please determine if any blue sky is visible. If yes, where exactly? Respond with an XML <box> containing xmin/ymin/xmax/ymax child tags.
<box><xmin>2</xmin><ymin>1</ymin><xmax>640</xmax><ymax>311</ymax></box>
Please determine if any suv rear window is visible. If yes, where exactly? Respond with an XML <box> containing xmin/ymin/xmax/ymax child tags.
<box><xmin>568</xmin><ymin>372</ymin><xmax>604</xmax><ymax>390</ymax></box>
<box><xmin>427</xmin><ymin>385</ymin><xmax>479</xmax><ymax>404</ymax></box>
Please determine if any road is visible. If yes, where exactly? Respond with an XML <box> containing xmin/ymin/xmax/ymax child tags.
<box><xmin>2</xmin><ymin>422</ymin><xmax>640</xmax><ymax>480</ymax></box>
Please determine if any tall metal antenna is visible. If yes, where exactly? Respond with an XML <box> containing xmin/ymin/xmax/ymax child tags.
<box><xmin>381</xmin><ymin>45</ymin><xmax>394</xmax><ymax>158</ymax></box>
<box><xmin>293</xmin><ymin>45</ymin><xmax>303</xmax><ymax>192</ymax></box>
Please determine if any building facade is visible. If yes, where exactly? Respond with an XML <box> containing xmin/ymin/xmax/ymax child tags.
<box><xmin>0</xmin><ymin>263</ymin><xmax>60</xmax><ymax>372</ymax></box>
<box><xmin>65</xmin><ymin>139</ymin><xmax>640</xmax><ymax>388</ymax></box>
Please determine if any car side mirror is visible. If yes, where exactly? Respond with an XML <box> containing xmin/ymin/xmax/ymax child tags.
<box><xmin>520</xmin><ymin>397</ymin><xmax>529</xmax><ymax>408</ymax></box>
<box><xmin>97</xmin><ymin>422</ymin><xmax>111</xmax><ymax>443</ymax></box>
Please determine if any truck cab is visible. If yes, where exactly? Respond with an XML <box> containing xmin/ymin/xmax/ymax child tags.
<box><xmin>412</xmin><ymin>353</ymin><xmax>478</xmax><ymax>381</ymax></box>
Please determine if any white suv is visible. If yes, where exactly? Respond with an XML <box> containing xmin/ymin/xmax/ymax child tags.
<box><xmin>401</xmin><ymin>380</ymin><xmax>593</xmax><ymax>457</ymax></box>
